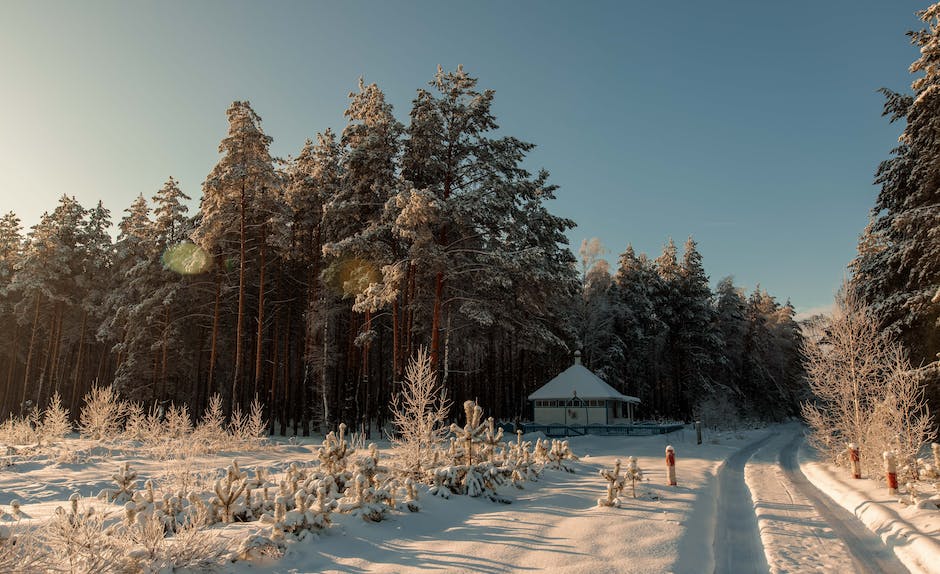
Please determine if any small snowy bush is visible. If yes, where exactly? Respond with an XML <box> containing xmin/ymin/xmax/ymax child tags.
<box><xmin>39</xmin><ymin>392</ymin><xmax>71</xmax><ymax>446</ymax></box>
<box><xmin>79</xmin><ymin>385</ymin><xmax>128</xmax><ymax>440</ymax></box>
<box><xmin>389</xmin><ymin>347</ymin><xmax>451</xmax><ymax>479</ymax></box>
<box><xmin>598</xmin><ymin>459</ymin><xmax>625</xmax><ymax>507</ymax></box>
<box><xmin>623</xmin><ymin>456</ymin><xmax>643</xmax><ymax>498</ymax></box>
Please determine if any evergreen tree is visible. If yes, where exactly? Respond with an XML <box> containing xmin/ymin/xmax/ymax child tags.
<box><xmin>613</xmin><ymin>245</ymin><xmax>662</xmax><ymax>405</ymax></box>
<box><xmin>195</xmin><ymin>101</ymin><xmax>282</xmax><ymax>412</ymax></box>
<box><xmin>713</xmin><ymin>276</ymin><xmax>748</xmax><ymax>398</ymax></box>
<box><xmin>675</xmin><ymin>237</ymin><xmax>719</xmax><ymax>416</ymax></box>
<box><xmin>0</xmin><ymin>212</ymin><xmax>23</xmax><ymax>413</ymax></box>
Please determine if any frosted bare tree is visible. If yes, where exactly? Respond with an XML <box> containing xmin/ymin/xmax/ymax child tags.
<box><xmin>802</xmin><ymin>288</ymin><xmax>934</xmax><ymax>478</ymax></box>
<box><xmin>867</xmin><ymin>349</ymin><xmax>935</xmax><ymax>481</ymax></box>
<box><xmin>389</xmin><ymin>347</ymin><xmax>451</xmax><ymax>479</ymax></box>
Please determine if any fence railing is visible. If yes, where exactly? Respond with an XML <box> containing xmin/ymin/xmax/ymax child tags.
<box><xmin>517</xmin><ymin>423</ymin><xmax>685</xmax><ymax>437</ymax></box>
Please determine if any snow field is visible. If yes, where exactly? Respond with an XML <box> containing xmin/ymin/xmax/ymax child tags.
<box><xmin>1</xmin><ymin>427</ymin><xmax>771</xmax><ymax>573</ymax></box>
<box><xmin>799</xmin><ymin>445</ymin><xmax>940</xmax><ymax>574</ymax></box>
<box><xmin>257</xmin><ymin>428</ymin><xmax>768</xmax><ymax>574</ymax></box>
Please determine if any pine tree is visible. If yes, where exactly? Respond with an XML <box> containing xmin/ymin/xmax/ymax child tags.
<box><xmin>852</xmin><ymin>5</ymin><xmax>940</xmax><ymax>419</ymax></box>
<box><xmin>675</xmin><ymin>237</ymin><xmax>719</xmax><ymax>416</ymax></box>
<box><xmin>286</xmin><ymin>131</ymin><xmax>342</xmax><ymax>433</ymax></box>
<box><xmin>0</xmin><ymin>212</ymin><xmax>23</xmax><ymax>413</ymax></box>
<box><xmin>613</xmin><ymin>245</ymin><xmax>663</xmax><ymax>407</ymax></box>
<box><xmin>195</xmin><ymin>101</ymin><xmax>282</xmax><ymax>413</ymax></box>
<box><xmin>322</xmin><ymin>78</ymin><xmax>404</xmax><ymax>430</ymax></box>
<box><xmin>713</xmin><ymin>276</ymin><xmax>748</xmax><ymax>398</ymax></box>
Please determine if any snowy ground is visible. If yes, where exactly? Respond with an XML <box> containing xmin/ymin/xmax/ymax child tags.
<box><xmin>4</xmin><ymin>425</ymin><xmax>937</xmax><ymax>573</ymax></box>
<box><xmin>229</xmin><ymin>427</ymin><xmax>770</xmax><ymax>574</ymax></box>
<box><xmin>799</xmin><ymin>442</ymin><xmax>940</xmax><ymax>574</ymax></box>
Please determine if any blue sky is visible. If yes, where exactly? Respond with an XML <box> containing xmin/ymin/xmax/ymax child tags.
<box><xmin>0</xmin><ymin>0</ymin><xmax>927</xmax><ymax>315</ymax></box>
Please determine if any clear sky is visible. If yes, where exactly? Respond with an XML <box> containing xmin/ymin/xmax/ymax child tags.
<box><xmin>0</xmin><ymin>0</ymin><xmax>927</xmax><ymax>316</ymax></box>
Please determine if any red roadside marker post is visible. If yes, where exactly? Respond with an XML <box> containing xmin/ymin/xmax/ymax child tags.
<box><xmin>666</xmin><ymin>445</ymin><xmax>677</xmax><ymax>486</ymax></box>
<box><xmin>883</xmin><ymin>451</ymin><xmax>898</xmax><ymax>495</ymax></box>
<box><xmin>848</xmin><ymin>443</ymin><xmax>861</xmax><ymax>479</ymax></box>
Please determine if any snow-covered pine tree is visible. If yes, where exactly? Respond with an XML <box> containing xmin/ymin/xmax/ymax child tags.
<box><xmin>850</xmin><ymin>5</ymin><xmax>940</xmax><ymax>419</ymax></box>
<box><xmin>195</xmin><ymin>101</ymin><xmax>283</xmax><ymax>415</ymax></box>
<box><xmin>623</xmin><ymin>456</ymin><xmax>643</xmax><ymax>499</ymax></box>
<box><xmin>651</xmin><ymin>238</ymin><xmax>683</xmax><ymax>415</ymax></box>
<box><xmin>674</xmin><ymin>237</ymin><xmax>719</xmax><ymax>417</ymax></box>
<box><xmin>284</xmin><ymin>130</ymin><xmax>342</xmax><ymax>434</ymax></box>
<box><xmin>597</xmin><ymin>459</ymin><xmax>625</xmax><ymax>507</ymax></box>
<box><xmin>390</xmin><ymin>347</ymin><xmax>451</xmax><ymax>479</ymax></box>
<box><xmin>101</xmin><ymin>194</ymin><xmax>157</xmax><ymax>402</ymax></box>
<box><xmin>712</xmin><ymin>277</ymin><xmax>748</xmax><ymax>401</ymax></box>
<box><xmin>613</xmin><ymin>245</ymin><xmax>663</xmax><ymax>408</ymax></box>
<box><xmin>322</xmin><ymin>78</ymin><xmax>403</xmax><ymax>431</ymax></box>
<box><xmin>0</xmin><ymin>212</ymin><xmax>24</xmax><ymax>415</ymax></box>
<box><xmin>9</xmin><ymin>196</ymin><xmax>90</xmax><ymax>412</ymax></box>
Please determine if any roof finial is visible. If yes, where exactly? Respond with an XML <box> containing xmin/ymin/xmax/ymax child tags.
<box><xmin>574</xmin><ymin>350</ymin><xmax>582</xmax><ymax>366</ymax></box>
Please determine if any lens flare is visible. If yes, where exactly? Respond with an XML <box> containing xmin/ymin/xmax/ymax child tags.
<box><xmin>326</xmin><ymin>257</ymin><xmax>380</xmax><ymax>297</ymax></box>
<box><xmin>162</xmin><ymin>242</ymin><xmax>212</xmax><ymax>275</ymax></box>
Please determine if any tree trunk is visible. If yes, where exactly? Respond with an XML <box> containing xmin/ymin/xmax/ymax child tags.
<box><xmin>269</xmin><ymin>307</ymin><xmax>279</xmax><ymax>435</ymax></box>
<box><xmin>208</xmin><ymin>271</ymin><xmax>222</xmax><ymax>397</ymax></box>
<box><xmin>70</xmin><ymin>309</ymin><xmax>87</xmax><ymax>412</ymax></box>
<box><xmin>254</xmin><ymin>232</ymin><xmax>266</xmax><ymax>400</ymax></box>
<box><xmin>3</xmin><ymin>322</ymin><xmax>19</xmax><ymax>415</ymax></box>
<box><xmin>160</xmin><ymin>306</ymin><xmax>170</xmax><ymax>401</ymax></box>
<box><xmin>233</xmin><ymin>183</ymin><xmax>248</xmax><ymax>414</ymax></box>
<box><xmin>430</xmin><ymin>271</ymin><xmax>444</xmax><ymax>373</ymax></box>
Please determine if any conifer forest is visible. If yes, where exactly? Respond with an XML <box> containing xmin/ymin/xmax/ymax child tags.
<box><xmin>0</xmin><ymin>67</ymin><xmax>821</xmax><ymax>433</ymax></box>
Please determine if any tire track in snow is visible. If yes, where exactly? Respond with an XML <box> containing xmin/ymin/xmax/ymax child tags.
<box><xmin>779</xmin><ymin>431</ymin><xmax>908</xmax><ymax>574</ymax></box>
<box><xmin>747</xmin><ymin>426</ymin><xmax>861</xmax><ymax>573</ymax></box>
<box><xmin>713</xmin><ymin>433</ymin><xmax>773</xmax><ymax>574</ymax></box>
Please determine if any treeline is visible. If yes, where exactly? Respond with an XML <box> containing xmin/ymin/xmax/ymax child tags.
<box><xmin>850</xmin><ymin>5</ymin><xmax>940</xmax><ymax>423</ymax></box>
<box><xmin>0</xmin><ymin>66</ymin><xmax>804</xmax><ymax>432</ymax></box>
<box><xmin>577</xmin><ymin>238</ymin><xmax>806</xmax><ymax>422</ymax></box>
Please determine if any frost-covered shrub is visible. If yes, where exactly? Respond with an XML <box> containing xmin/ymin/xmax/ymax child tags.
<box><xmin>99</xmin><ymin>462</ymin><xmax>138</xmax><ymax>504</ymax></box>
<box><xmin>230</xmin><ymin>397</ymin><xmax>267</xmax><ymax>449</ymax></box>
<box><xmin>429</xmin><ymin>401</ymin><xmax>513</xmax><ymax>503</ymax></box>
<box><xmin>39</xmin><ymin>392</ymin><xmax>71</xmax><ymax>446</ymax></box>
<box><xmin>124</xmin><ymin>506</ymin><xmax>228</xmax><ymax>571</ymax></box>
<box><xmin>43</xmin><ymin>497</ymin><xmax>130</xmax><ymax>573</ymax></box>
<box><xmin>317</xmin><ymin>423</ymin><xmax>354</xmax><ymax>490</ymax></box>
<box><xmin>389</xmin><ymin>347</ymin><xmax>451</xmax><ymax>479</ymax></box>
<box><xmin>0</xmin><ymin>523</ymin><xmax>45</xmax><ymax>573</ymax></box>
<box><xmin>227</xmin><ymin>398</ymin><xmax>268</xmax><ymax>450</ymax></box>
<box><xmin>506</xmin><ymin>431</ymin><xmax>539</xmax><ymax>487</ymax></box>
<box><xmin>165</xmin><ymin>404</ymin><xmax>194</xmax><ymax>439</ymax></box>
<box><xmin>79</xmin><ymin>385</ymin><xmax>128</xmax><ymax>440</ymax></box>
<box><xmin>122</xmin><ymin>402</ymin><xmax>149</xmax><ymax>442</ymax></box>
<box><xmin>212</xmin><ymin>461</ymin><xmax>248</xmax><ymax>523</ymax></box>
<box><xmin>194</xmin><ymin>393</ymin><xmax>227</xmax><ymax>449</ymax></box>
<box><xmin>803</xmin><ymin>293</ymin><xmax>935</xmax><ymax>479</ymax></box>
<box><xmin>623</xmin><ymin>456</ymin><xmax>643</xmax><ymax>498</ymax></box>
<box><xmin>0</xmin><ymin>409</ymin><xmax>39</xmax><ymax>446</ymax></box>
<box><xmin>598</xmin><ymin>459</ymin><xmax>625</xmax><ymax>507</ymax></box>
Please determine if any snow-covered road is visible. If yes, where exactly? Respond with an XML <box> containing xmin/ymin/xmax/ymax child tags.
<box><xmin>713</xmin><ymin>433</ymin><xmax>772</xmax><ymax>574</ymax></box>
<box><xmin>745</xmin><ymin>425</ymin><xmax>909</xmax><ymax>574</ymax></box>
